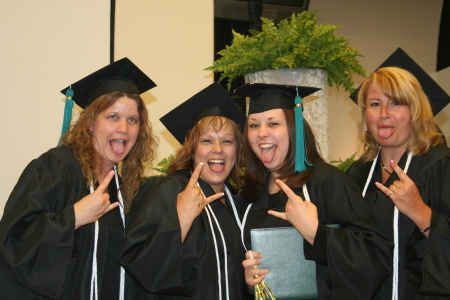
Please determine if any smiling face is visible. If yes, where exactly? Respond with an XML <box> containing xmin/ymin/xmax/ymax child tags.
<box><xmin>193</xmin><ymin>120</ymin><xmax>237</xmax><ymax>193</ymax></box>
<box><xmin>247</xmin><ymin>108</ymin><xmax>289</xmax><ymax>175</ymax></box>
<box><xmin>365</xmin><ymin>84</ymin><xmax>412</xmax><ymax>153</ymax></box>
<box><xmin>91</xmin><ymin>96</ymin><xmax>140</xmax><ymax>171</ymax></box>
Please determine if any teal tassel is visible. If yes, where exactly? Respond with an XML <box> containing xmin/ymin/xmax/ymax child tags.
<box><xmin>58</xmin><ymin>87</ymin><xmax>74</xmax><ymax>145</ymax></box>
<box><xmin>294</xmin><ymin>86</ymin><xmax>312</xmax><ymax>172</ymax></box>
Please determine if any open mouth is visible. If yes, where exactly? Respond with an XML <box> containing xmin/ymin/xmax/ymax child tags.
<box><xmin>110</xmin><ymin>139</ymin><xmax>126</xmax><ymax>155</ymax></box>
<box><xmin>260</xmin><ymin>143</ymin><xmax>275</xmax><ymax>149</ymax></box>
<box><xmin>259</xmin><ymin>143</ymin><xmax>276</xmax><ymax>163</ymax></box>
<box><xmin>378</xmin><ymin>126</ymin><xmax>394</xmax><ymax>139</ymax></box>
<box><xmin>208</xmin><ymin>159</ymin><xmax>225</xmax><ymax>173</ymax></box>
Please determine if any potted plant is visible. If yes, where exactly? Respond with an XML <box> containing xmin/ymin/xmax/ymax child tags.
<box><xmin>205</xmin><ymin>9</ymin><xmax>365</xmax><ymax>161</ymax></box>
<box><xmin>205</xmin><ymin>9</ymin><xmax>365</xmax><ymax>92</ymax></box>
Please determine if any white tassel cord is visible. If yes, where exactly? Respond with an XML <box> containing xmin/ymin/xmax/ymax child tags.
<box><xmin>197</xmin><ymin>183</ymin><xmax>247</xmax><ymax>300</ymax></box>
<box><xmin>362</xmin><ymin>152</ymin><xmax>412</xmax><ymax>300</ymax></box>
<box><xmin>89</xmin><ymin>166</ymin><xmax>125</xmax><ymax>300</ymax></box>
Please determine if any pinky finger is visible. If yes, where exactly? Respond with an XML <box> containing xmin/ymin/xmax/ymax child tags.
<box><xmin>375</xmin><ymin>182</ymin><xmax>392</xmax><ymax>197</ymax></box>
<box><xmin>204</xmin><ymin>192</ymin><xmax>224</xmax><ymax>205</ymax></box>
<box><xmin>268</xmin><ymin>210</ymin><xmax>287</xmax><ymax>221</ymax></box>
<box><xmin>106</xmin><ymin>202</ymin><xmax>120</xmax><ymax>212</ymax></box>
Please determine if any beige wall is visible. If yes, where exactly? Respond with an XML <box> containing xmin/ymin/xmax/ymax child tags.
<box><xmin>0</xmin><ymin>0</ymin><xmax>213</xmax><ymax>215</ymax></box>
<box><xmin>309</xmin><ymin>0</ymin><xmax>450</xmax><ymax>161</ymax></box>
<box><xmin>1</xmin><ymin>0</ymin><xmax>449</xmax><ymax>216</ymax></box>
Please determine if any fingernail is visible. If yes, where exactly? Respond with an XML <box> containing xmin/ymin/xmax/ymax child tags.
<box><xmin>375</xmin><ymin>182</ymin><xmax>380</xmax><ymax>186</ymax></box>
<box><xmin>221</xmin><ymin>193</ymin><xmax>225</xmax><ymax>197</ymax></box>
<box><xmin>199</xmin><ymin>162</ymin><xmax>204</xmax><ymax>166</ymax></box>
<box><xmin>390</xmin><ymin>160</ymin><xmax>395</xmax><ymax>164</ymax></box>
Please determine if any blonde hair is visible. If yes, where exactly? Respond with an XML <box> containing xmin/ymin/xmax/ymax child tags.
<box><xmin>168</xmin><ymin>116</ymin><xmax>243</xmax><ymax>190</ymax></box>
<box><xmin>61</xmin><ymin>91</ymin><xmax>158</xmax><ymax>212</ymax></box>
<box><xmin>357</xmin><ymin>67</ymin><xmax>443</xmax><ymax>161</ymax></box>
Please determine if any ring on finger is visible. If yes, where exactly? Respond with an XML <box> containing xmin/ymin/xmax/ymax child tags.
<box><xmin>390</xmin><ymin>185</ymin><xmax>396</xmax><ymax>193</ymax></box>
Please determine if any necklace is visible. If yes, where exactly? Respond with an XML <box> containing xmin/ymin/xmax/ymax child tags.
<box><xmin>380</xmin><ymin>158</ymin><xmax>392</xmax><ymax>175</ymax></box>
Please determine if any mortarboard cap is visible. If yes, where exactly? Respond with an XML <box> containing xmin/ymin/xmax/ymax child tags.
<box><xmin>232</xmin><ymin>83</ymin><xmax>320</xmax><ymax>114</ymax></box>
<box><xmin>61</xmin><ymin>57</ymin><xmax>156</xmax><ymax>109</ymax></box>
<box><xmin>349</xmin><ymin>48</ymin><xmax>450</xmax><ymax>115</ymax></box>
<box><xmin>58</xmin><ymin>58</ymin><xmax>155</xmax><ymax>145</ymax></box>
<box><xmin>233</xmin><ymin>83</ymin><xmax>321</xmax><ymax>173</ymax></box>
<box><xmin>160</xmin><ymin>83</ymin><xmax>247</xmax><ymax>145</ymax></box>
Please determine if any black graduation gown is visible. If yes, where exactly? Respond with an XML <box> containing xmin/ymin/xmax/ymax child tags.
<box><xmin>0</xmin><ymin>146</ymin><xmax>137</xmax><ymax>300</ymax></box>
<box><xmin>120</xmin><ymin>170</ymin><xmax>249</xmax><ymax>300</ymax></box>
<box><xmin>242</xmin><ymin>160</ymin><xmax>393</xmax><ymax>300</ymax></box>
<box><xmin>347</xmin><ymin>144</ymin><xmax>450</xmax><ymax>299</ymax></box>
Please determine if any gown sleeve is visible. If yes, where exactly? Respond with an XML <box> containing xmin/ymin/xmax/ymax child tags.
<box><xmin>0</xmin><ymin>151</ymin><xmax>81</xmax><ymax>299</ymax></box>
<box><xmin>404</xmin><ymin>151</ymin><xmax>450</xmax><ymax>296</ymax></box>
<box><xmin>120</xmin><ymin>175</ymin><xmax>200</xmax><ymax>296</ymax></box>
<box><xmin>304</xmin><ymin>164</ymin><xmax>393</xmax><ymax>299</ymax></box>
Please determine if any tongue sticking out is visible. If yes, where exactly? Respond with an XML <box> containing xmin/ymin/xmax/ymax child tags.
<box><xmin>261</xmin><ymin>146</ymin><xmax>276</xmax><ymax>163</ymax></box>
<box><xmin>378</xmin><ymin>127</ymin><xmax>394</xmax><ymax>139</ymax></box>
<box><xmin>209</xmin><ymin>162</ymin><xmax>225</xmax><ymax>173</ymax></box>
<box><xmin>111</xmin><ymin>140</ymin><xmax>125</xmax><ymax>155</ymax></box>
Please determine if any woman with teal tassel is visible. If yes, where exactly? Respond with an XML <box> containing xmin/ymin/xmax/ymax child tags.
<box><xmin>233</xmin><ymin>83</ymin><xmax>393</xmax><ymax>299</ymax></box>
<box><xmin>0</xmin><ymin>58</ymin><xmax>158</xmax><ymax>300</ymax></box>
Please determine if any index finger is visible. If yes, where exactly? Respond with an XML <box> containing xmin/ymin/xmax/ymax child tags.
<box><xmin>390</xmin><ymin>160</ymin><xmax>410</xmax><ymax>183</ymax></box>
<box><xmin>96</xmin><ymin>170</ymin><xmax>115</xmax><ymax>194</ymax></box>
<box><xmin>188</xmin><ymin>162</ymin><xmax>204</xmax><ymax>187</ymax></box>
<box><xmin>275</xmin><ymin>179</ymin><xmax>302</xmax><ymax>203</ymax></box>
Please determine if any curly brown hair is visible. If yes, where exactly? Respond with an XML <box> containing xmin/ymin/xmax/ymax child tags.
<box><xmin>357</xmin><ymin>67</ymin><xmax>443</xmax><ymax>161</ymax></box>
<box><xmin>168</xmin><ymin>116</ymin><xmax>243</xmax><ymax>190</ymax></box>
<box><xmin>60</xmin><ymin>91</ymin><xmax>158</xmax><ymax>212</ymax></box>
<box><xmin>241</xmin><ymin>109</ymin><xmax>322</xmax><ymax>202</ymax></box>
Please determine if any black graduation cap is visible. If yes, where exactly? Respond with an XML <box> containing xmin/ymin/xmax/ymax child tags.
<box><xmin>160</xmin><ymin>83</ymin><xmax>247</xmax><ymax>145</ymax></box>
<box><xmin>61</xmin><ymin>57</ymin><xmax>156</xmax><ymax>108</ymax></box>
<box><xmin>232</xmin><ymin>83</ymin><xmax>321</xmax><ymax>173</ymax></box>
<box><xmin>349</xmin><ymin>48</ymin><xmax>450</xmax><ymax>115</ymax></box>
<box><xmin>232</xmin><ymin>83</ymin><xmax>320</xmax><ymax>114</ymax></box>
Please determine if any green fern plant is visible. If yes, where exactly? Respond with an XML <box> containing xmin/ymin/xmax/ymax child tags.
<box><xmin>151</xmin><ymin>154</ymin><xmax>174</xmax><ymax>177</ymax></box>
<box><xmin>330</xmin><ymin>153</ymin><xmax>357</xmax><ymax>172</ymax></box>
<box><xmin>205</xmin><ymin>9</ymin><xmax>366</xmax><ymax>92</ymax></box>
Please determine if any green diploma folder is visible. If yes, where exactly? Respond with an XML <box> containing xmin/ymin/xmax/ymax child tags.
<box><xmin>250</xmin><ymin>225</ymin><xmax>339</xmax><ymax>300</ymax></box>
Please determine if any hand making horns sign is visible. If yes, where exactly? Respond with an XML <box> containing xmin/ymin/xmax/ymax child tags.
<box><xmin>375</xmin><ymin>160</ymin><xmax>432</xmax><ymax>237</ymax></box>
<box><xmin>74</xmin><ymin>170</ymin><xmax>119</xmax><ymax>230</ymax></box>
<box><xmin>176</xmin><ymin>162</ymin><xmax>225</xmax><ymax>242</ymax></box>
<box><xmin>268</xmin><ymin>179</ymin><xmax>319</xmax><ymax>245</ymax></box>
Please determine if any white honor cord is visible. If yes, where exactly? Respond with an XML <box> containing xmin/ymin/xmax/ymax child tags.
<box><xmin>362</xmin><ymin>152</ymin><xmax>412</xmax><ymax>300</ymax></box>
<box><xmin>89</xmin><ymin>167</ymin><xmax>125</xmax><ymax>300</ymax></box>
<box><xmin>89</xmin><ymin>187</ymin><xmax>99</xmax><ymax>300</ymax></box>
<box><xmin>113</xmin><ymin>166</ymin><xmax>126</xmax><ymax>300</ymax></box>
<box><xmin>196</xmin><ymin>182</ymin><xmax>229</xmax><ymax>300</ymax></box>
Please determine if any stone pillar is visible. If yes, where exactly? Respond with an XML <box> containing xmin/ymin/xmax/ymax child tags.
<box><xmin>244</xmin><ymin>68</ymin><xmax>329</xmax><ymax>161</ymax></box>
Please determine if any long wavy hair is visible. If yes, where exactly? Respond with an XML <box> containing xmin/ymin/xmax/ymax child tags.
<box><xmin>168</xmin><ymin>116</ymin><xmax>243</xmax><ymax>190</ymax></box>
<box><xmin>241</xmin><ymin>109</ymin><xmax>323</xmax><ymax>202</ymax></box>
<box><xmin>61</xmin><ymin>91</ymin><xmax>158</xmax><ymax>212</ymax></box>
<box><xmin>357</xmin><ymin>67</ymin><xmax>443</xmax><ymax>161</ymax></box>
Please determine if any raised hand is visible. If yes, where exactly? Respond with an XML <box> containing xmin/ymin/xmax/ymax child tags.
<box><xmin>177</xmin><ymin>163</ymin><xmax>225</xmax><ymax>242</ymax></box>
<box><xmin>268</xmin><ymin>179</ymin><xmax>319</xmax><ymax>244</ymax></box>
<box><xmin>375</xmin><ymin>160</ymin><xmax>432</xmax><ymax>236</ymax></box>
<box><xmin>74</xmin><ymin>170</ymin><xmax>119</xmax><ymax>229</ymax></box>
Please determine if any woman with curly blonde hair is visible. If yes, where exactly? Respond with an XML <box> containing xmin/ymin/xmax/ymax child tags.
<box><xmin>0</xmin><ymin>58</ymin><xmax>157</xmax><ymax>300</ymax></box>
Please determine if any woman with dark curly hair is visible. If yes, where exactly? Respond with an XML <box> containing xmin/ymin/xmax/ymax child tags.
<box><xmin>0</xmin><ymin>58</ymin><xmax>158</xmax><ymax>300</ymax></box>
<box><xmin>121</xmin><ymin>83</ymin><xmax>249</xmax><ymax>299</ymax></box>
